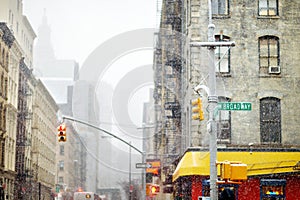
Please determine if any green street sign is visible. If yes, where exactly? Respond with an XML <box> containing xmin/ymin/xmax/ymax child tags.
<box><xmin>218</xmin><ymin>102</ymin><xmax>252</xmax><ymax>111</ymax></box>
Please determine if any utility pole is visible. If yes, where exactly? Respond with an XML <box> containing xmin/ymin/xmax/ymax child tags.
<box><xmin>191</xmin><ymin>1</ymin><xmax>235</xmax><ymax>199</ymax></box>
<box><xmin>207</xmin><ymin>1</ymin><xmax>218</xmax><ymax>199</ymax></box>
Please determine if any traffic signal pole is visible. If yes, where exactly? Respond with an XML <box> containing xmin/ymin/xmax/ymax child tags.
<box><xmin>60</xmin><ymin>115</ymin><xmax>146</xmax><ymax>199</ymax></box>
<box><xmin>191</xmin><ymin>1</ymin><xmax>235</xmax><ymax>199</ymax></box>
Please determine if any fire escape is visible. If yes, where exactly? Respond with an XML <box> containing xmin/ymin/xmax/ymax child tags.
<box><xmin>15</xmin><ymin>58</ymin><xmax>32</xmax><ymax>200</ymax></box>
<box><xmin>153</xmin><ymin>0</ymin><xmax>183</xmax><ymax>194</ymax></box>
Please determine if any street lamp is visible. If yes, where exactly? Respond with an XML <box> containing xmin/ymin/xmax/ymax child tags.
<box><xmin>61</xmin><ymin>116</ymin><xmax>146</xmax><ymax>199</ymax></box>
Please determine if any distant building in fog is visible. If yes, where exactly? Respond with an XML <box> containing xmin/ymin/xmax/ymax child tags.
<box><xmin>33</xmin><ymin>11</ymin><xmax>85</xmax><ymax>194</ymax></box>
<box><xmin>33</xmin><ymin>12</ymin><xmax>79</xmax><ymax>104</ymax></box>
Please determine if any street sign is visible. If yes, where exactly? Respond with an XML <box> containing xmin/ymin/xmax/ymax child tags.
<box><xmin>136</xmin><ymin>163</ymin><xmax>152</xmax><ymax>169</ymax></box>
<box><xmin>218</xmin><ymin>102</ymin><xmax>252</xmax><ymax>111</ymax></box>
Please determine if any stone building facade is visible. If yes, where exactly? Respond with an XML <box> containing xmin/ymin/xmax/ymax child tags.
<box><xmin>0</xmin><ymin>1</ymin><xmax>37</xmax><ymax>198</ymax></box>
<box><xmin>56</xmin><ymin>121</ymin><xmax>85</xmax><ymax>194</ymax></box>
<box><xmin>0</xmin><ymin>22</ymin><xmax>14</xmax><ymax>199</ymax></box>
<box><xmin>0</xmin><ymin>0</ymin><xmax>36</xmax><ymax>68</ymax></box>
<box><xmin>0</xmin><ymin>1</ymin><xmax>86</xmax><ymax>199</ymax></box>
<box><xmin>31</xmin><ymin>79</ymin><xmax>58</xmax><ymax>200</ymax></box>
<box><xmin>4</xmin><ymin>22</ymin><xmax>21</xmax><ymax>200</ymax></box>
<box><xmin>183</xmin><ymin>0</ymin><xmax>300</xmax><ymax>147</ymax></box>
<box><xmin>152</xmin><ymin>0</ymin><xmax>300</xmax><ymax>199</ymax></box>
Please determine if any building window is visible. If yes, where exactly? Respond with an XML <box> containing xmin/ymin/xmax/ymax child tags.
<box><xmin>258</xmin><ymin>0</ymin><xmax>278</xmax><ymax>16</ymax></box>
<box><xmin>0</xmin><ymin>103</ymin><xmax>2</xmax><ymax>131</ymax></box>
<box><xmin>59</xmin><ymin>160</ymin><xmax>64</xmax><ymax>171</ymax></box>
<box><xmin>1</xmin><ymin>141</ymin><xmax>4</xmax><ymax>167</ymax></box>
<box><xmin>212</xmin><ymin>0</ymin><xmax>229</xmax><ymax>15</ymax></box>
<box><xmin>217</xmin><ymin>96</ymin><xmax>231</xmax><ymax>143</ymax></box>
<box><xmin>260</xmin><ymin>179</ymin><xmax>286</xmax><ymax>199</ymax></box>
<box><xmin>58</xmin><ymin>176</ymin><xmax>64</xmax><ymax>184</ymax></box>
<box><xmin>202</xmin><ymin>180</ymin><xmax>238</xmax><ymax>198</ymax></box>
<box><xmin>260</xmin><ymin>97</ymin><xmax>281</xmax><ymax>144</ymax></box>
<box><xmin>259</xmin><ymin>36</ymin><xmax>280</xmax><ymax>75</ymax></box>
<box><xmin>59</xmin><ymin>145</ymin><xmax>64</xmax><ymax>156</ymax></box>
<box><xmin>215</xmin><ymin>34</ymin><xmax>231</xmax><ymax>74</ymax></box>
<box><xmin>2</xmin><ymin>50</ymin><xmax>4</xmax><ymax>66</ymax></box>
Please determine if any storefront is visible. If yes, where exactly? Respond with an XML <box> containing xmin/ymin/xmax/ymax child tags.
<box><xmin>172</xmin><ymin>147</ymin><xmax>300</xmax><ymax>200</ymax></box>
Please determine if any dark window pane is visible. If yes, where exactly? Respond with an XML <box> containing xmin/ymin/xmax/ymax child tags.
<box><xmin>260</xmin><ymin>97</ymin><xmax>281</xmax><ymax>143</ymax></box>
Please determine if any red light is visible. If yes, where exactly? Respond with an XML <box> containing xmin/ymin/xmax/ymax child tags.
<box><xmin>57</xmin><ymin>124</ymin><xmax>66</xmax><ymax>131</ymax></box>
<box><xmin>57</xmin><ymin>124</ymin><xmax>67</xmax><ymax>142</ymax></box>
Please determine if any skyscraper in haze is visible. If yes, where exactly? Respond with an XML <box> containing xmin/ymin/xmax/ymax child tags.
<box><xmin>33</xmin><ymin>12</ymin><xmax>79</xmax><ymax>104</ymax></box>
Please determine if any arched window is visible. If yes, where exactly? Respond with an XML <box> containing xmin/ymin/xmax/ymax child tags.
<box><xmin>259</xmin><ymin>35</ymin><xmax>280</xmax><ymax>75</ymax></box>
<box><xmin>260</xmin><ymin>97</ymin><xmax>281</xmax><ymax>144</ymax></box>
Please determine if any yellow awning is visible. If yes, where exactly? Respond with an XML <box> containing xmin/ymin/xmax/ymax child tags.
<box><xmin>172</xmin><ymin>149</ymin><xmax>300</xmax><ymax>182</ymax></box>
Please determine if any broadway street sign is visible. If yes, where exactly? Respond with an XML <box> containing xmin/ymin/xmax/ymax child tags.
<box><xmin>135</xmin><ymin>163</ymin><xmax>152</xmax><ymax>169</ymax></box>
<box><xmin>218</xmin><ymin>102</ymin><xmax>252</xmax><ymax>111</ymax></box>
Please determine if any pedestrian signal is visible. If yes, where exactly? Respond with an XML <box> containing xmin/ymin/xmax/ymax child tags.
<box><xmin>146</xmin><ymin>183</ymin><xmax>160</xmax><ymax>196</ymax></box>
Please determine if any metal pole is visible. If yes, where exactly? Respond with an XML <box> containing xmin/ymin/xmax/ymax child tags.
<box><xmin>141</xmin><ymin>152</ymin><xmax>146</xmax><ymax>200</ymax></box>
<box><xmin>207</xmin><ymin>0</ymin><xmax>218</xmax><ymax>200</ymax></box>
<box><xmin>62</xmin><ymin>116</ymin><xmax>143</xmax><ymax>154</ymax></box>
<box><xmin>192</xmin><ymin>3</ymin><xmax>235</xmax><ymax>200</ymax></box>
<box><xmin>62</xmin><ymin>116</ymin><xmax>146</xmax><ymax>198</ymax></box>
<box><xmin>129</xmin><ymin>142</ymin><xmax>132</xmax><ymax>200</ymax></box>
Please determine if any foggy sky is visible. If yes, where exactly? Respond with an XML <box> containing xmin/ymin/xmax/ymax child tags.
<box><xmin>23</xmin><ymin>0</ymin><xmax>157</xmax><ymax>65</ymax></box>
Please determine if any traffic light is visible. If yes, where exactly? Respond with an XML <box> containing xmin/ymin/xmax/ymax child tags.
<box><xmin>57</xmin><ymin>124</ymin><xmax>67</xmax><ymax>142</ymax></box>
<box><xmin>220</xmin><ymin>161</ymin><xmax>247</xmax><ymax>181</ymax></box>
<box><xmin>191</xmin><ymin>98</ymin><xmax>204</xmax><ymax>121</ymax></box>
<box><xmin>146</xmin><ymin>183</ymin><xmax>160</xmax><ymax>196</ymax></box>
<box><xmin>230</xmin><ymin>163</ymin><xmax>247</xmax><ymax>181</ymax></box>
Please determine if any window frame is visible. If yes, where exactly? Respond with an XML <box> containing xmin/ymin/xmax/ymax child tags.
<box><xmin>258</xmin><ymin>0</ymin><xmax>279</xmax><ymax>16</ymax></box>
<box><xmin>59</xmin><ymin>145</ymin><xmax>64</xmax><ymax>156</ymax></box>
<box><xmin>215</xmin><ymin>35</ymin><xmax>231</xmax><ymax>75</ymax></box>
<box><xmin>258</xmin><ymin>35</ymin><xmax>280</xmax><ymax>75</ymax></box>
<box><xmin>212</xmin><ymin>0</ymin><xmax>230</xmax><ymax>16</ymax></box>
<box><xmin>260</xmin><ymin>179</ymin><xmax>286</xmax><ymax>199</ymax></box>
<box><xmin>217</xmin><ymin>96</ymin><xmax>231</xmax><ymax>143</ymax></box>
<box><xmin>260</xmin><ymin>97</ymin><xmax>281</xmax><ymax>144</ymax></box>
<box><xmin>58</xmin><ymin>176</ymin><xmax>64</xmax><ymax>184</ymax></box>
<box><xmin>59</xmin><ymin>160</ymin><xmax>64</xmax><ymax>171</ymax></box>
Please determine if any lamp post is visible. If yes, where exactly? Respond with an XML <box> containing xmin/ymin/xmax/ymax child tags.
<box><xmin>61</xmin><ymin>116</ymin><xmax>146</xmax><ymax>199</ymax></box>
<box><xmin>191</xmin><ymin>1</ymin><xmax>235</xmax><ymax>199</ymax></box>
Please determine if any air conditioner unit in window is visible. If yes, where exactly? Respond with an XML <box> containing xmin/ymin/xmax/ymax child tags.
<box><xmin>268</xmin><ymin>66</ymin><xmax>280</xmax><ymax>74</ymax></box>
